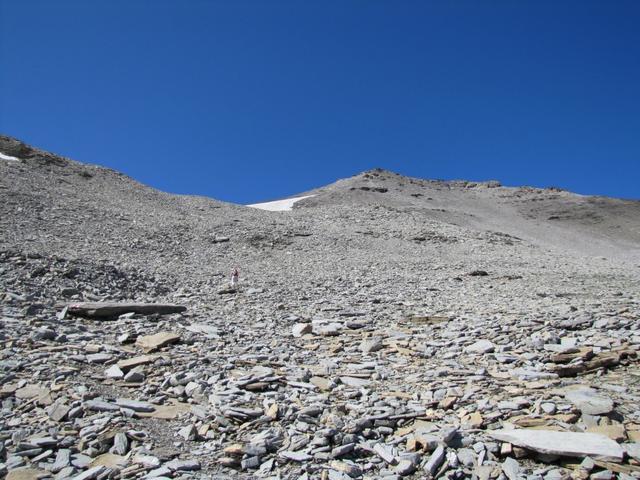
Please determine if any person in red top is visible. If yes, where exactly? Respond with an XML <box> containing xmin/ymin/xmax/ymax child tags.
<box><xmin>230</xmin><ymin>267</ymin><xmax>239</xmax><ymax>288</ymax></box>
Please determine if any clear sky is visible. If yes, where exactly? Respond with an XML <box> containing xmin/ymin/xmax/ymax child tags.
<box><xmin>1</xmin><ymin>1</ymin><xmax>638</xmax><ymax>203</ymax></box>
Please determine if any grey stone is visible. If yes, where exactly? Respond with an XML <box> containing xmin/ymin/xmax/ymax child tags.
<box><xmin>292</xmin><ymin>323</ymin><xmax>312</xmax><ymax>337</ymax></box>
<box><xmin>424</xmin><ymin>445</ymin><xmax>445</xmax><ymax>476</ymax></box>
<box><xmin>52</xmin><ymin>449</ymin><xmax>71</xmax><ymax>473</ymax></box>
<box><xmin>564</xmin><ymin>387</ymin><xmax>614</xmax><ymax>415</ymax></box>
<box><xmin>83</xmin><ymin>399</ymin><xmax>119</xmax><ymax>412</ymax></box>
<box><xmin>110</xmin><ymin>433</ymin><xmax>128</xmax><ymax>455</ymax></box>
<box><xmin>279</xmin><ymin>451</ymin><xmax>313</xmax><ymax>462</ymax></box>
<box><xmin>464</xmin><ymin>339</ymin><xmax>495</xmax><ymax>354</ymax></box>
<box><xmin>164</xmin><ymin>459</ymin><xmax>200</xmax><ymax>471</ymax></box>
<box><xmin>502</xmin><ymin>457</ymin><xmax>521</xmax><ymax>480</ymax></box>
<box><xmin>71</xmin><ymin>465</ymin><xmax>107</xmax><ymax>480</ymax></box>
<box><xmin>360</xmin><ymin>337</ymin><xmax>384</xmax><ymax>354</ymax></box>
<box><xmin>115</xmin><ymin>398</ymin><xmax>155</xmax><ymax>412</ymax></box>
<box><xmin>104</xmin><ymin>365</ymin><xmax>124</xmax><ymax>379</ymax></box>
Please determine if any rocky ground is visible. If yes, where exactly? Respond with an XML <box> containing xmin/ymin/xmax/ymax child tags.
<box><xmin>1</xmin><ymin>135</ymin><xmax>640</xmax><ymax>480</ymax></box>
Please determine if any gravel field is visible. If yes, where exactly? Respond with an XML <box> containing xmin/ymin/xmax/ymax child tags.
<box><xmin>1</xmin><ymin>134</ymin><xmax>640</xmax><ymax>480</ymax></box>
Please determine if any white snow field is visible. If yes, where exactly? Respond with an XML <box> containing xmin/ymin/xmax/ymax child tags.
<box><xmin>0</xmin><ymin>152</ymin><xmax>20</xmax><ymax>161</ymax></box>
<box><xmin>247</xmin><ymin>194</ymin><xmax>315</xmax><ymax>212</ymax></box>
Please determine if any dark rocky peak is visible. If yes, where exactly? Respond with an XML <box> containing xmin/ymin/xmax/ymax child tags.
<box><xmin>0</xmin><ymin>134</ymin><xmax>70</xmax><ymax>167</ymax></box>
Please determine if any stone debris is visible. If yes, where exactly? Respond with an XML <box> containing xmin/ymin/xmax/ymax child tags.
<box><xmin>1</xmin><ymin>143</ymin><xmax>640</xmax><ymax>479</ymax></box>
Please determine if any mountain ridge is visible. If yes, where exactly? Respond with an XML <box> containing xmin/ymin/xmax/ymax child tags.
<box><xmin>2</xmin><ymin>134</ymin><xmax>639</xmax><ymax>265</ymax></box>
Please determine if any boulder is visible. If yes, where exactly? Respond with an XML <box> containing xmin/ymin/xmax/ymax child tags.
<box><xmin>67</xmin><ymin>302</ymin><xmax>186</xmax><ymax>319</ymax></box>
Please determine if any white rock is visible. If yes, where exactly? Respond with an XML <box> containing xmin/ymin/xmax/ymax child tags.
<box><xmin>489</xmin><ymin>429</ymin><xmax>623</xmax><ymax>462</ymax></box>
<box><xmin>464</xmin><ymin>340</ymin><xmax>495</xmax><ymax>354</ymax></box>
<box><xmin>564</xmin><ymin>387</ymin><xmax>614</xmax><ymax>415</ymax></box>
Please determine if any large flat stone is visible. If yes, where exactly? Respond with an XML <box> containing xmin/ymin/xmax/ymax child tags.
<box><xmin>137</xmin><ymin>400</ymin><xmax>190</xmax><ymax>420</ymax></box>
<box><xmin>6</xmin><ymin>468</ymin><xmax>47</xmax><ymax>480</ymax></box>
<box><xmin>90</xmin><ymin>453</ymin><xmax>128</xmax><ymax>470</ymax></box>
<box><xmin>489</xmin><ymin>429</ymin><xmax>624</xmax><ymax>462</ymax></box>
<box><xmin>117</xmin><ymin>354</ymin><xmax>159</xmax><ymax>371</ymax></box>
<box><xmin>135</xmin><ymin>332</ymin><xmax>181</xmax><ymax>352</ymax></box>
<box><xmin>67</xmin><ymin>302</ymin><xmax>186</xmax><ymax>319</ymax></box>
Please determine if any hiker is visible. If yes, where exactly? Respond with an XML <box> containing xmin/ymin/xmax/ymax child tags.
<box><xmin>230</xmin><ymin>267</ymin><xmax>239</xmax><ymax>288</ymax></box>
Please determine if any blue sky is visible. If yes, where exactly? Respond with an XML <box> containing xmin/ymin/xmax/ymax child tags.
<box><xmin>1</xmin><ymin>0</ymin><xmax>638</xmax><ymax>203</ymax></box>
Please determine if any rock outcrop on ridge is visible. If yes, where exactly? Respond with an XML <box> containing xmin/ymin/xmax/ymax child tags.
<box><xmin>1</xmin><ymin>134</ymin><xmax>639</xmax><ymax>479</ymax></box>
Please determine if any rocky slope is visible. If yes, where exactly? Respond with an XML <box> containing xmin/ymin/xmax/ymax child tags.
<box><xmin>1</xmin><ymin>134</ymin><xmax>639</xmax><ymax>480</ymax></box>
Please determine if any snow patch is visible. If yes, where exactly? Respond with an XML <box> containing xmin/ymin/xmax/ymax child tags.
<box><xmin>0</xmin><ymin>152</ymin><xmax>20</xmax><ymax>162</ymax></box>
<box><xmin>247</xmin><ymin>195</ymin><xmax>315</xmax><ymax>212</ymax></box>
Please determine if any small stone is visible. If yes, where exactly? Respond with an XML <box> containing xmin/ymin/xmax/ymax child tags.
<box><xmin>332</xmin><ymin>443</ymin><xmax>355</xmax><ymax>458</ymax></box>
<box><xmin>133</xmin><ymin>454</ymin><xmax>161</xmax><ymax>468</ymax></box>
<box><xmin>456</xmin><ymin>448</ymin><xmax>476</xmax><ymax>467</ymax></box>
<box><xmin>591</xmin><ymin>470</ymin><xmax>613</xmax><ymax>480</ymax></box>
<box><xmin>464</xmin><ymin>340</ymin><xmax>495</xmax><ymax>354</ymax></box>
<box><xmin>117</xmin><ymin>354</ymin><xmax>158</xmax><ymax>371</ymax></box>
<box><xmin>90</xmin><ymin>453</ymin><xmax>127</xmax><ymax>470</ymax></box>
<box><xmin>330</xmin><ymin>460</ymin><xmax>362</xmax><ymax>478</ymax></box>
<box><xmin>580</xmin><ymin>456</ymin><xmax>595</xmax><ymax>471</ymax></box>
<box><xmin>360</xmin><ymin>337</ymin><xmax>384</xmax><ymax>354</ymax></box>
<box><xmin>177</xmin><ymin>424</ymin><xmax>198</xmax><ymax>441</ymax></box>
<box><xmin>541</xmin><ymin>402</ymin><xmax>556</xmax><ymax>414</ymax></box>
<box><xmin>241</xmin><ymin>456</ymin><xmax>261</xmax><ymax>470</ymax></box>
<box><xmin>565</xmin><ymin>388</ymin><xmax>614</xmax><ymax>415</ymax></box>
<box><xmin>374</xmin><ymin>443</ymin><xmax>397</xmax><ymax>465</ymax></box>
<box><xmin>15</xmin><ymin>385</ymin><xmax>48</xmax><ymax>400</ymax></box>
<box><xmin>86</xmin><ymin>353</ymin><xmax>113</xmax><ymax>364</ymax></box>
<box><xmin>115</xmin><ymin>398</ymin><xmax>155</xmax><ymax>412</ymax></box>
<box><xmin>72</xmin><ymin>465</ymin><xmax>107</xmax><ymax>480</ymax></box>
<box><xmin>164</xmin><ymin>459</ymin><xmax>200</xmax><ymax>471</ymax></box>
<box><xmin>124</xmin><ymin>369</ymin><xmax>145</xmax><ymax>382</ymax></box>
<box><xmin>395</xmin><ymin>459</ymin><xmax>417</xmax><ymax>476</ymax></box>
<box><xmin>279</xmin><ymin>451</ymin><xmax>313</xmax><ymax>462</ymax></box>
<box><xmin>145</xmin><ymin>466</ymin><xmax>172</xmax><ymax>478</ymax></box>
<box><xmin>54</xmin><ymin>466</ymin><xmax>76</xmax><ymax>480</ymax></box>
<box><xmin>340</xmin><ymin>376</ymin><xmax>371</xmax><ymax>388</ymax></box>
<box><xmin>111</xmin><ymin>433</ymin><xmax>129</xmax><ymax>455</ymax></box>
<box><xmin>424</xmin><ymin>445</ymin><xmax>445</xmax><ymax>476</ymax></box>
<box><xmin>84</xmin><ymin>399</ymin><xmax>119</xmax><ymax>412</ymax></box>
<box><xmin>502</xmin><ymin>457</ymin><xmax>521</xmax><ymax>480</ymax></box>
<box><xmin>6</xmin><ymin>468</ymin><xmax>46</xmax><ymax>480</ymax></box>
<box><xmin>52</xmin><ymin>449</ymin><xmax>71</xmax><ymax>473</ymax></box>
<box><xmin>47</xmin><ymin>399</ymin><xmax>71</xmax><ymax>422</ymax></box>
<box><xmin>623</xmin><ymin>443</ymin><xmax>640</xmax><ymax>462</ymax></box>
<box><xmin>586</xmin><ymin>424</ymin><xmax>626</xmax><ymax>442</ymax></box>
<box><xmin>292</xmin><ymin>323</ymin><xmax>312</xmax><ymax>337</ymax></box>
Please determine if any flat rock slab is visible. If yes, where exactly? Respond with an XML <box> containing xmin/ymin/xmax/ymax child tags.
<box><xmin>90</xmin><ymin>453</ymin><xmax>128</xmax><ymax>469</ymax></box>
<box><xmin>564</xmin><ymin>387</ymin><xmax>614</xmax><ymax>415</ymax></box>
<box><xmin>137</xmin><ymin>400</ymin><xmax>191</xmax><ymax>420</ymax></box>
<box><xmin>184</xmin><ymin>323</ymin><xmax>219</xmax><ymax>338</ymax></box>
<box><xmin>340</xmin><ymin>376</ymin><xmax>372</xmax><ymax>388</ymax></box>
<box><xmin>465</xmin><ymin>339</ymin><xmax>495</xmax><ymax>354</ymax></box>
<box><xmin>67</xmin><ymin>302</ymin><xmax>186</xmax><ymax>319</ymax></box>
<box><xmin>135</xmin><ymin>332</ymin><xmax>181</xmax><ymax>352</ymax></box>
<box><xmin>6</xmin><ymin>468</ymin><xmax>47</xmax><ymax>480</ymax></box>
<box><xmin>15</xmin><ymin>385</ymin><xmax>49</xmax><ymax>399</ymax></box>
<box><xmin>115</xmin><ymin>398</ymin><xmax>156</xmax><ymax>412</ymax></box>
<box><xmin>117</xmin><ymin>354</ymin><xmax>159</xmax><ymax>371</ymax></box>
<box><xmin>489</xmin><ymin>429</ymin><xmax>624</xmax><ymax>462</ymax></box>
